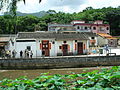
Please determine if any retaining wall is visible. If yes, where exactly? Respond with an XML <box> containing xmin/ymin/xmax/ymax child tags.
<box><xmin>0</xmin><ymin>56</ymin><xmax>120</xmax><ymax>69</ymax></box>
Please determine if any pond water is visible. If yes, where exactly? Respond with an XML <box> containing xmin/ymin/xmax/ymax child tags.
<box><xmin>0</xmin><ymin>66</ymin><xmax>110</xmax><ymax>80</ymax></box>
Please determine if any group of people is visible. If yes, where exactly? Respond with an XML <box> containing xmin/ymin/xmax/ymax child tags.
<box><xmin>0</xmin><ymin>49</ymin><xmax>33</xmax><ymax>59</ymax></box>
<box><xmin>20</xmin><ymin>49</ymin><xmax>33</xmax><ymax>58</ymax></box>
<box><xmin>1</xmin><ymin>49</ymin><xmax>11</xmax><ymax>59</ymax></box>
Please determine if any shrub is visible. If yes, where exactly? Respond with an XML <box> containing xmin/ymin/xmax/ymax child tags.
<box><xmin>0</xmin><ymin>66</ymin><xmax>120</xmax><ymax>90</ymax></box>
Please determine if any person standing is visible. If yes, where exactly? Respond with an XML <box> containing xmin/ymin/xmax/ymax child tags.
<box><xmin>12</xmin><ymin>50</ymin><xmax>17</xmax><ymax>58</ymax></box>
<box><xmin>6</xmin><ymin>50</ymin><xmax>11</xmax><ymax>59</ymax></box>
<box><xmin>20</xmin><ymin>50</ymin><xmax>23</xmax><ymax>58</ymax></box>
<box><xmin>24</xmin><ymin>49</ymin><xmax>28</xmax><ymax>58</ymax></box>
<box><xmin>27</xmin><ymin>50</ymin><xmax>29</xmax><ymax>58</ymax></box>
<box><xmin>30</xmin><ymin>50</ymin><xmax>33</xmax><ymax>58</ymax></box>
<box><xmin>1</xmin><ymin>49</ymin><xmax>5</xmax><ymax>59</ymax></box>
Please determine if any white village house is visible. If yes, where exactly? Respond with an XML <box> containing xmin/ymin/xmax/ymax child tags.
<box><xmin>8</xmin><ymin>31</ymin><xmax>98</xmax><ymax>58</ymax></box>
<box><xmin>5</xmin><ymin>20</ymin><xmax>119</xmax><ymax>58</ymax></box>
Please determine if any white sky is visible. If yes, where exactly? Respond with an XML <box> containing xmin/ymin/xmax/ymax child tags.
<box><xmin>1</xmin><ymin>0</ymin><xmax>120</xmax><ymax>14</ymax></box>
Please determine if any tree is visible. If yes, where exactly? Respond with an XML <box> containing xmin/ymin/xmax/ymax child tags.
<box><xmin>0</xmin><ymin>0</ymin><xmax>41</xmax><ymax>16</ymax></box>
<box><xmin>105</xmin><ymin>9</ymin><xmax>120</xmax><ymax>35</ymax></box>
<box><xmin>83</xmin><ymin>7</ymin><xmax>93</xmax><ymax>12</ymax></box>
<box><xmin>16</xmin><ymin>15</ymin><xmax>39</xmax><ymax>32</ymax></box>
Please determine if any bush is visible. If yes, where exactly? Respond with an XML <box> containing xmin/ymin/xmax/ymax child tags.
<box><xmin>0</xmin><ymin>66</ymin><xmax>120</xmax><ymax>90</ymax></box>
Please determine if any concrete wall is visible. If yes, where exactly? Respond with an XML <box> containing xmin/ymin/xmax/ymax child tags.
<box><xmin>108</xmin><ymin>49</ymin><xmax>120</xmax><ymax>55</ymax></box>
<box><xmin>0</xmin><ymin>55</ymin><xmax>120</xmax><ymax>69</ymax></box>
<box><xmin>97</xmin><ymin>36</ymin><xmax>108</xmax><ymax>46</ymax></box>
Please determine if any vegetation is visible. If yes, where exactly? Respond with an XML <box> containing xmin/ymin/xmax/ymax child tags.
<box><xmin>0</xmin><ymin>6</ymin><xmax>120</xmax><ymax>35</ymax></box>
<box><xmin>0</xmin><ymin>66</ymin><xmax>120</xmax><ymax>89</ymax></box>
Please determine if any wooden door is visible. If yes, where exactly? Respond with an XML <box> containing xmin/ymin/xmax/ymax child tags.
<box><xmin>62</xmin><ymin>44</ymin><xmax>68</xmax><ymax>56</ymax></box>
<box><xmin>42</xmin><ymin>40</ymin><xmax>49</xmax><ymax>56</ymax></box>
<box><xmin>77</xmin><ymin>42</ymin><xmax>83</xmax><ymax>55</ymax></box>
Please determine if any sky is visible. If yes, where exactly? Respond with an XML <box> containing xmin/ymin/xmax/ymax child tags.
<box><xmin>1</xmin><ymin>0</ymin><xmax>120</xmax><ymax>14</ymax></box>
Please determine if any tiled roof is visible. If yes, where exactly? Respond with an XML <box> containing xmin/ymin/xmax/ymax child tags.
<box><xmin>17</xmin><ymin>32</ymin><xmax>93</xmax><ymax>40</ymax></box>
<box><xmin>81</xmin><ymin>32</ymin><xmax>97</xmax><ymax>37</ymax></box>
<box><xmin>0</xmin><ymin>42</ymin><xmax>6</xmax><ymax>46</ymax></box>
<box><xmin>74</xmin><ymin>23</ymin><xmax>109</xmax><ymax>26</ymax></box>
<box><xmin>0</xmin><ymin>34</ymin><xmax>16</xmax><ymax>42</ymax></box>
<box><xmin>0</xmin><ymin>37</ymin><xmax>10</xmax><ymax>42</ymax></box>
<box><xmin>48</xmin><ymin>24</ymin><xmax>73</xmax><ymax>27</ymax></box>
<box><xmin>97</xmin><ymin>33</ymin><xmax>112</xmax><ymax>38</ymax></box>
<box><xmin>97</xmin><ymin>33</ymin><xmax>117</xmax><ymax>39</ymax></box>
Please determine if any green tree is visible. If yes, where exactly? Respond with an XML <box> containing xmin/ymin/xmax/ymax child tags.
<box><xmin>16</xmin><ymin>15</ymin><xmax>39</xmax><ymax>32</ymax></box>
<box><xmin>105</xmin><ymin>9</ymin><xmax>120</xmax><ymax>35</ymax></box>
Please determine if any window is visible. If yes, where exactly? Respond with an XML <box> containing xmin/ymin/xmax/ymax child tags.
<box><xmin>77</xmin><ymin>26</ymin><xmax>80</xmax><ymax>29</ymax></box>
<box><xmin>91</xmin><ymin>43</ymin><xmax>95</xmax><ymax>46</ymax></box>
<box><xmin>27</xmin><ymin>46</ymin><xmax>31</xmax><ymax>51</ymax></box>
<box><xmin>91</xmin><ymin>37</ymin><xmax>95</xmax><ymax>39</ymax></box>
<box><xmin>75</xmin><ymin>40</ymin><xmax>77</xmax><ymax>42</ymax></box>
<box><xmin>106</xmin><ymin>27</ymin><xmax>109</xmax><ymax>30</ymax></box>
<box><xmin>52</xmin><ymin>41</ymin><xmax>55</xmax><ymax>44</ymax></box>
<box><xmin>93</xmin><ymin>27</ymin><xmax>96</xmax><ymax>30</ymax></box>
<box><xmin>59</xmin><ymin>46</ymin><xmax>62</xmax><ymax>49</ymax></box>
<box><xmin>85</xmin><ymin>27</ymin><xmax>87</xmax><ymax>30</ymax></box>
<box><xmin>63</xmin><ymin>41</ymin><xmax>67</xmax><ymax>43</ymax></box>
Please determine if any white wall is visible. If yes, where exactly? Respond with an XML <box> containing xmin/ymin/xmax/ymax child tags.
<box><xmin>36</xmin><ymin>39</ymin><xmax>41</xmax><ymax>57</ymax></box>
<box><xmin>55</xmin><ymin>40</ymin><xmax>88</xmax><ymax>55</ymax></box>
<box><xmin>109</xmin><ymin>49</ymin><xmax>120</xmax><ymax>55</ymax></box>
<box><xmin>36</xmin><ymin>39</ymin><xmax>56</xmax><ymax>57</ymax></box>
<box><xmin>15</xmin><ymin>40</ymin><xmax>37</xmax><ymax>58</ymax></box>
<box><xmin>10</xmin><ymin>39</ymin><xmax>89</xmax><ymax>57</ymax></box>
<box><xmin>50</xmin><ymin>40</ymin><xmax>56</xmax><ymax>56</ymax></box>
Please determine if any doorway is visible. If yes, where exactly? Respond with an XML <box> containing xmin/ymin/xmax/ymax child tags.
<box><xmin>42</xmin><ymin>40</ymin><xmax>49</xmax><ymax>56</ymax></box>
<box><xmin>62</xmin><ymin>44</ymin><xmax>68</xmax><ymax>56</ymax></box>
<box><xmin>77</xmin><ymin>42</ymin><xmax>83</xmax><ymax>55</ymax></box>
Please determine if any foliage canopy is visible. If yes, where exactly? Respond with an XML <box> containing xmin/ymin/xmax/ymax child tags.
<box><xmin>0</xmin><ymin>1</ymin><xmax>120</xmax><ymax>35</ymax></box>
<box><xmin>0</xmin><ymin>66</ymin><xmax>120</xmax><ymax>89</ymax></box>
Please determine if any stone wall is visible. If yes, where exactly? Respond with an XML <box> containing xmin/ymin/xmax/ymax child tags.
<box><xmin>0</xmin><ymin>56</ymin><xmax>120</xmax><ymax>69</ymax></box>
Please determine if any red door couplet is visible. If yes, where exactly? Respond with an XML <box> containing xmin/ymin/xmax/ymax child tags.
<box><xmin>42</xmin><ymin>40</ymin><xmax>49</xmax><ymax>56</ymax></box>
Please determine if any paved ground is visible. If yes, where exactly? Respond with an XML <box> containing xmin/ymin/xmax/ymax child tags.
<box><xmin>0</xmin><ymin>48</ymin><xmax>120</xmax><ymax>59</ymax></box>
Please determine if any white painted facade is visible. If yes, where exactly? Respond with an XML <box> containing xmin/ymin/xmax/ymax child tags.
<box><xmin>15</xmin><ymin>39</ymin><xmax>37</xmax><ymax>58</ymax></box>
<box><xmin>55</xmin><ymin>40</ymin><xmax>88</xmax><ymax>55</ymax></box>
<box><xmin>9</xmin><ymin>38</ymin><xmax>89</xmax><ymax>58</ymax></box>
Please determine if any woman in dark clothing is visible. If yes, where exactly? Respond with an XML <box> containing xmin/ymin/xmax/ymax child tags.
<box><xmin>20</xmin><ymin>50</ymin><xmax>23</xmax><ymax>58</ymax></box>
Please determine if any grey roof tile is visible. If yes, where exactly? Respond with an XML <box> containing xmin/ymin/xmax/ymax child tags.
<box><xmin>17</xmin><ymin>32</ymin><xmax>96</xmax><ymax>40</ymax></box>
